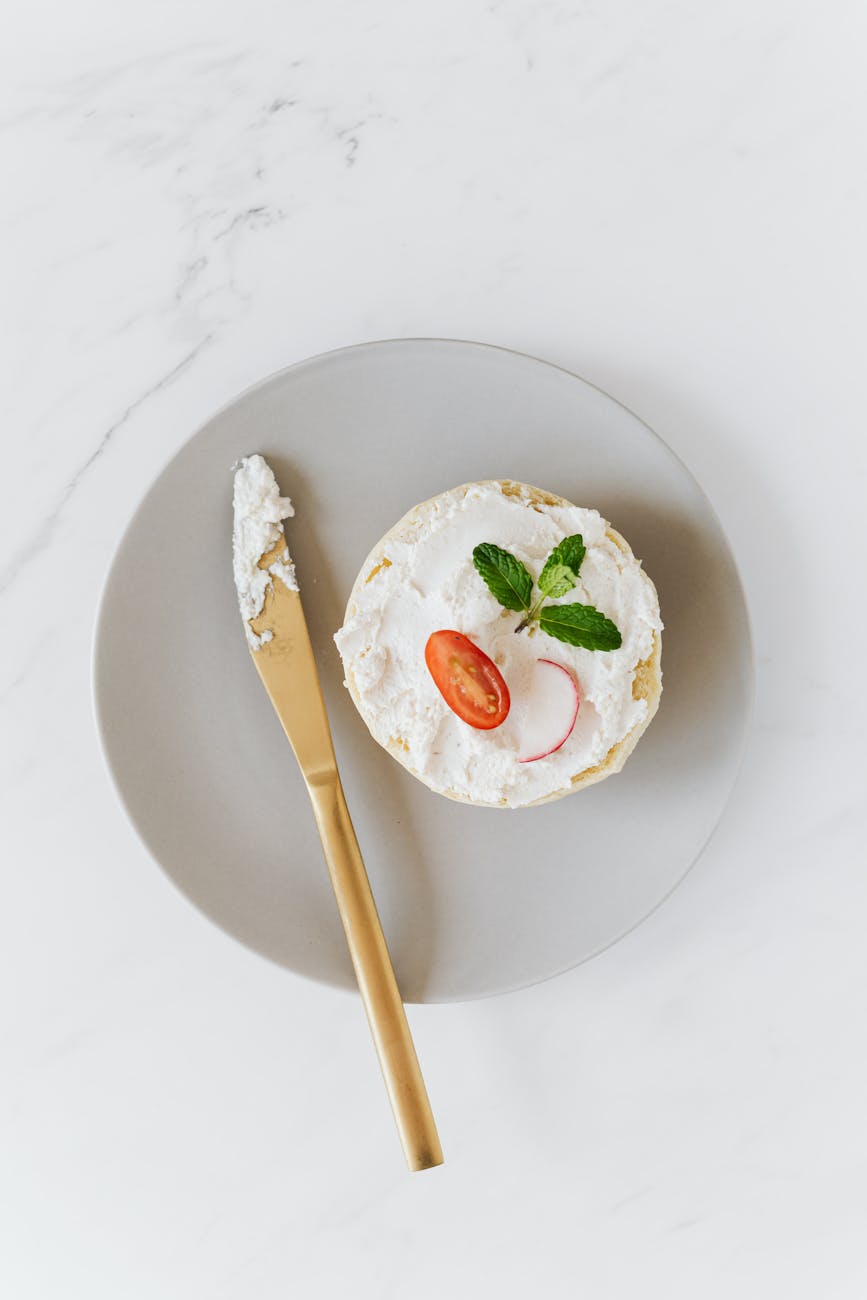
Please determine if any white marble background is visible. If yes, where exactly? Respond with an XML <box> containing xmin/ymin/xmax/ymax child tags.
<box><xmin>2</xmin><ymin>1</ymin><xmax>866</xmax><ymax>1296</ymax></box>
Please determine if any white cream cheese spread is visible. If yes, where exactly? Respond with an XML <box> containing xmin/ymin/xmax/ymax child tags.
<box><xmin>334</xmin><ymin>482</ymin><xmax>662</xmax><ymax>807</ymax></box>
<box><xmin>232</xmin><ymin>454</ymin><xmax>297</xmax><ymax>649</ymax></box>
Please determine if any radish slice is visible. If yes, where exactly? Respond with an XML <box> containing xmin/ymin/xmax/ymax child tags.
<box><xmin>518</xmin><ymin>659</ymin><xmax>580</xmax><ymax>763</ymax></box>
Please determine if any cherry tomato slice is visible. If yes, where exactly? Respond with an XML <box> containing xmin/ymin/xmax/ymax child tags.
<box><xmin>424</xmin><ymin>630</ymin><xmax>510</xmax><ymax>730</ymax></box>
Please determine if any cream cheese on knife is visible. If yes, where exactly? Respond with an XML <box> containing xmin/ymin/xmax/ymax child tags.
<box><xmin>232</xmin><ymin>454</ymin><xmax>297</xmax><ymax>648</ymax></box>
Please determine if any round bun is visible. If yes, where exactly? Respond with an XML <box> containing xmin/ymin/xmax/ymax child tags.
<box><xmin>338</xmin><ymin>480</ymin><xmax>662</xmax><ymax>807</ymax></box>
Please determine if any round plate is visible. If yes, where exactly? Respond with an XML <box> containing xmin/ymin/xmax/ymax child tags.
<box><xmin>94</xmin><ymin>340</ymin><xmax>753</xmax><ymax>1002</ymax></box>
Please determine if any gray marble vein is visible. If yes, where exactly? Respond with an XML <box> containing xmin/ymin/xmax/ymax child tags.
<box><xmin>0</xmin><ymin>335</ymin><xmax>213</xmax><ymax>596</ymax></box>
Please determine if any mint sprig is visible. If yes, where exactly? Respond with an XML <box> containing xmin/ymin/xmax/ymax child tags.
<box><xmin>472</xmin><ymin>533</ymin><xmax>622</xmax><ymax>651</ymax></box>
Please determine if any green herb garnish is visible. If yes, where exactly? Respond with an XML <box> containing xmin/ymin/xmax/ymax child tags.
<box><xmin>537</xmin><ymin>534</ymin><xmax>587</xmax><ymax>599</ymax></box>
<box><xmin>471</xmin><ymin>542</ymin><xmax>533</xmax><ymax>613</ymax></box>
<box><xmin>538</xmin><ymin>602</ymin><xmax>622</xmax><ymax>651</ymax></box>
<box><xmin>472</xmin><ymin>533</ymin><xmax>622</xmax><ymax>650</ymax></box>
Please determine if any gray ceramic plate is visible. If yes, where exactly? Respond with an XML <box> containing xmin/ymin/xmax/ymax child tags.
<box><xmin>94</xmin><ymin>339</ymin><xmax>752</xmax><ymax>1002</ymax></box>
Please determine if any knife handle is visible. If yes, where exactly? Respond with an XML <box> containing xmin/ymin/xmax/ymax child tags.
<box><xmin>307</xmin><ymin>774</ymin><xmax>444</xmax><ymax>1172</ymax></box>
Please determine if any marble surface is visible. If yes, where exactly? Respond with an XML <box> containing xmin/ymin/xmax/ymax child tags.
<box><xmin>2</xmin><ymin>2</ymin><xmax>866</xmax><ymax>1296</ymax></box>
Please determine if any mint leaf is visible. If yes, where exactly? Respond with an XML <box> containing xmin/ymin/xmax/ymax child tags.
<box><xmin>473</xmin><ymin>543</ymin><xmax>533</xmax><ymax>612</ymax></box>
<box><xmin>539</xmin><ymin>602</ymin><xmax>622</xmax><ymax>651</ymax></box>
<box><xmin>538</xmin><ymin>534</ymin><xmax>586</xmax><ymax>599</ymax></box>
<box><xmin>537</xmin><ymin>562</ymin><xmax>575</xmax><ymax>600</ymax></box>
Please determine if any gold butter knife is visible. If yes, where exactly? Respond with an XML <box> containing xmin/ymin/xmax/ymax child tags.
<box><xmin>246</xmin><ymin>535</ymin><xmax>443</xmax><ymax>1173</ymax></box>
